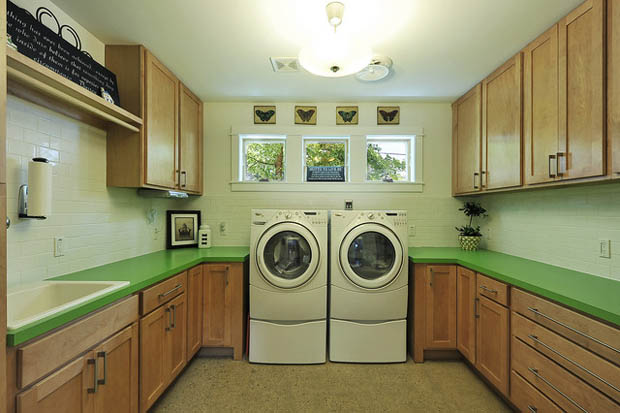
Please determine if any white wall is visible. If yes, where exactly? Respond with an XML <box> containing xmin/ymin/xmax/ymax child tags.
<box><xmin>479</xmin><ymin>183</ymin><xmax>620</xmax><ymax>281</ymax></box>
<box><xmin>183</xmin><ymin>101</ymin><xmax>463</xmax><ymax>247</ymax></box>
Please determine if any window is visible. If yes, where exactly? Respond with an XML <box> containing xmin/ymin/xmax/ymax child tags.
<box><xmin>240</xmin><ymin>135</ymin><xmax>286</xmax><ymax>182</ymax></box>
<box><xmin>366</xmin><ymin>136</ymin><xmax>414</xmax><ymax>182</ymax></box>
<box><xmin>303</xmin><ymin>137</ymin><xmax>349</xmax><ymax>182</ymax></box>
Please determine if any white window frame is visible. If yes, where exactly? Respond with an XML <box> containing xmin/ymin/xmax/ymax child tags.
<box><xmin>239</xmin><ymin>134</ymin><xmax>287</xmax><ymax>182</ymax></box>
<box><xmin>365</xmin><ymin>135</ymin><xmax>415</xmax><ymax>183</ymax></box>
<box><xmin>302</xmin><ymin>136</ymin><xmax>350</xmax><ymax>182</ymax></box>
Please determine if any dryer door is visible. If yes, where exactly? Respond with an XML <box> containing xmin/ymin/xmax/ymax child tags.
<box><xmin>256</xmin><ymin>222</ymin><xmax>320</xmax><ymax>289</ymax></box>
<box><xmin>339</xmin><ymin>223</ymin><xmax>403</xmax><ymax>289</ymax></box>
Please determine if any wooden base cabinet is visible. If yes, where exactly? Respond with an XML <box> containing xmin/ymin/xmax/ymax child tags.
<box><xmin>202</xmin><ymin>263</ymin><xmax>247</xmax><ymax>360</ymax></box>
<box><xmin>475</xmin><ymin>295</ymin><xmax>510</xmax><ymax>396</ymax></box>
<box><xmin>186</xmin><ymin>265</ymin><xmax>203</xmax><ymax>361</ymax></box>
<box><xmin>456</xmin><ymin>267</ymin><xmax>476</xmax><ymax>364</ymax></box>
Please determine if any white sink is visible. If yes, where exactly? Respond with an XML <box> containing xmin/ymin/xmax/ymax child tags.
<box><xmin>7</xmin><ymin>280</ymin><xmax>130</xmax><ymax>330</ymax></box>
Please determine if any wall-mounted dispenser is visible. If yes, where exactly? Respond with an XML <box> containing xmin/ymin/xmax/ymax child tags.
<box><xmin>18</xmin><ymin>157</ymin><xmax>53</xmax><ymax>219</ymax></box>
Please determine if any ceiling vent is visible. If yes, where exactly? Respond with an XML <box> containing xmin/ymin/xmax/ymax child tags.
<box><xmin>355</xmin><ymin>55</ymin><xmax>393</xmax><ymax>82</ymax></box>
<box><xmin>270</xmin><ymin>57</ymin><xmax>300</xmax><ymax>72</ymax></box>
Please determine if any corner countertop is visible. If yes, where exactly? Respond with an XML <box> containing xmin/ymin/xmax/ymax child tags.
<box><xmin>409</xmin><ymin>247</ymin><xmax>620</xmax><ymax>327</ymax></box>
<box><xmin>7</xmin><ymin>247</ymin><xmax>249</xmax><ymax>347</ymax></box>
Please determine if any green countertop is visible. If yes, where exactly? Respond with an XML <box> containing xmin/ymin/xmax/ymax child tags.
<box><xmin>409</xmin><ymin>247</ymin><xmax>620</xmax><ymax>327</ymax></box>
<box><xmin>7</xmin><ymin>247</ymin><xmax>249</xmax><ymax>346</ymax></box>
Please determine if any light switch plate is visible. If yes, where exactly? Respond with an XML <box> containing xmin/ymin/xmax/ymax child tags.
<box><xmin>54</xmin><ymin>237</ymin><xmax>64</xmax><ymax>257</ymax></box>
<box><xmin>219</xmin><ymin>221</ymin><xmax>228</xmax><ymax>237</ymax></box>
<box><xmin>599</xmin><ymin>239</ymin><xmax>611</xmax><ymax>258</ymax></box>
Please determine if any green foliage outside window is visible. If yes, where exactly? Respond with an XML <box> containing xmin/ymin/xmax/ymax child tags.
<box><xmin>244</xmin><ymin>142</ymin><xmax>285</xmax><ymax>181</ymax></box>
<box><xmin>305</xmin><ymin>142</ymin><xmax>346</xmax><ymax>167</ymax></box>
<box><xmin>366</xmin><ymin>143</ymin><xmax>407</xmax><ymax>181</ymax></box>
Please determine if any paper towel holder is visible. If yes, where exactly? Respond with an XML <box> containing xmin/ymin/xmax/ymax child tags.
<box><xmin>18</xmin><ymin>157</ymin><xmax>49</xmax><ymax>220</ymax></box>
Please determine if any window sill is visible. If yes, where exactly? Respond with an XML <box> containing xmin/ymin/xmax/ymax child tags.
<box><xmin>229</xmin><ymin>182</ymin><xmax>424</xmax><ymax>193</ymax></box>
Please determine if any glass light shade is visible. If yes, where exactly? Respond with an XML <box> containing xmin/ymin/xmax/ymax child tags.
<box><xmin>298</xmin><ymin>32</ymin><xmax>372</xmax><ymax>78</ymax></box>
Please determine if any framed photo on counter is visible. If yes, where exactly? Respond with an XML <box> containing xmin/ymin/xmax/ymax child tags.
<box><xmin>167</xmin><ymin>210</ymin><xmax>201</xmax><ymax>249</ymax></box>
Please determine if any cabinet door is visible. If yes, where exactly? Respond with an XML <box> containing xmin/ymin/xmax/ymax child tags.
<box><xmin>166</xmin><ymin>293</ymin><xmax>187</xmax><ymax>382</ymax></box>
<box><xmin>94</xmin><ymin>323</ymin><xmax>139</xmax><ymax>413</ymax></box>
<box><xmin>558</xmin><ymin>0</ymin><xmax>605</xmax><ymax>180</ymax></box>
<box><xmin>482</xmin><ymin>54</ymin><xmax>522</xmax><ymax>190</ymax></box>
<box><xmin>139</xmin><ymin>305</ymin><xmax>167</xmax><ymax>412</ymax></box>
<box><xmin>144</xmin><ymin>50</ymin><xmax>179</xmax><ymax>189</ymax></box>
<box><xmin>609</xmin><ymin>0</ymin><xmax>620</xmax><ymax>178</ymax></box>
<box><xmin>523</xmin><ymin>24</ymin><xmax>560</xmax><ymax>185</ymax></box>
<box><xmin>187</xmin><ymin>265</ymin><xmax>203</xmax><ymax>360</ymax></box>
<box><xmin>179</xmin><ymin>84</ymin><xmax>203</xmax><ymax>194</ymax></box>
<box><xmin>424</xmin><ymin>265</ymin><xmax>457</xmax><ymax>349</ymax></box>
<box><xmin>202</xmin><ymin>264</ymin><xmax>232</xmax><ymax>346</ymax></box>
<box><xmin>452</xmin><ymin>84</ymin><xmax>482</xmax><ymax>194</ymax></box>
<box><xmin>17</xmin><ymin>354</ymin><xmax>94</xmax><ymax>413</ymax></box>
<box><xmin>475</xmin><ymin>296</ymin><xmax>509</xmax><ymax>396</ymax></box>
<box><xmin>456</xmin><ymin>267</ymin><xmax>476</xmax><ymax>363</ymax></box>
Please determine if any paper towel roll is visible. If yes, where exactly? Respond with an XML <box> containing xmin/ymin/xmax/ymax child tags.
<box><xmin>28</xmin><ymin>158</ymin><xmax>53</xmax><ymax>217</ymax></box>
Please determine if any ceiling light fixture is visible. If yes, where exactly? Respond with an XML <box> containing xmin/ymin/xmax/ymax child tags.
<box><xmin>298</xmin><ymin>2</ymin><xmax>372</xmax><ymax>78</ymax></box>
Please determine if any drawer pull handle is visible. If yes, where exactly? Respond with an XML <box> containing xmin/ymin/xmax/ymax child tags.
<box><xmin>527</xmin><ymin>406</ymin><xmax>537</xmax><ymax>413</ymax></box>
<box><xmin>87</xmin><ymin>358</ymin><xmax>98</xmax><ymax>394</ymax></box>
<box><xmin>527</xmin><ymin>335</ymin><xmax>620</xmax><ymax>394</ymax></box>
<box><xmin>528</xmin><ymin>367</ymin><xmax>588</xmax><ymax>413</ymax></box>
<box><xmin>548</xmin><ymin>154</ymin><xmax>557</xmax><ymax>178</ymax></box>
<box><xmin>474</xmin><ymin>297</ymin><xmax>480</xmax><ymax>319</ymax></box>
<box><xmin>171</xmin><ymin>304</ymin><xmax>176</xmax><ymax>329</ymax></box>
<box><xmin>527</xmin><ymin>307</ymin><xmax>620</xmax><ymax>354</ymax></box>
<box><xmin>429</xmin><ymin>268</ymin><xmax>434</xmax><ymax>286</ymax></box>
<box><xmin>159</xmin><ymin>284</ymin><xmax>183</xmax><ymax>299</ymax></box>
<box><xmin>97</xmin><ymin>351</ymin><xmax>107</xmax><ymax>385</ymax></box>
<box><xmin>165</xmin><ymin>307</ymin><xmax>172</xmax><ymax>331</ymax></box>
<box><xmin>480</xmin><ymin>285</ymin><xmax>498</xmax><ymax>294</ymax></box>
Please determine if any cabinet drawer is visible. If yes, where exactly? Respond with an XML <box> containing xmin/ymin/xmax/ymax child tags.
<box><xmin>476</xmin><ymin>273</ymin><xmax>509</xmax><ymax>306</ymax></box>
<box><xmin>141</xmin><ymin>271</ymin><xmax>187</xmax><ymax>315</ymax></box>
<box><xmin>512</xmin><ymin>336</ymin><xmax>619</xmax><ymax>412</ymax></box>
<box><xmin>512</xmin><ymin>288</ymin><xmax>620</xmax><ymax>365</ymax></box>
<box><xmin>511</xmin><ymin>370</ymin><xmax>563</xmax><ymax>413</ymax></box>
<box><xmin>512</xmin><ymin>312</ymin><xmax>620</xmax><ymax>403</ymax></box>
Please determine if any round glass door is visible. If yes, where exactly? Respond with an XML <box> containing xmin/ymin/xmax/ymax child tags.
<box><xmin>257</xmin><ymin>222</ymin><xmax>320</xmax><ymax>289</ymax></box>
<box><xmin>339</xmin><ymin>223</ymin><xmax>403</xmax><ymax>289</ymax></box>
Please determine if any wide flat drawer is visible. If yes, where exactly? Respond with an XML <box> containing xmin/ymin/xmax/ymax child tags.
<box><xmin>17</xmin><ymin>295</ymin><xmax>138</xmax><ymax>389</ymax></box>
<box><xmin>512</xmin><ymin>312</ymin><xmax>620</xmax><ymax>403</ymax></box>
<box><xmin>512</xmin><ymin>336</ymin><xmax>619</xmax><ymax>412</ymax></box>
<box><xmin>140</xmin><ymin>271</ymin><xmax>187</xmax><ymax>315</ymax></box>
<box><xmin>512</xmin><ymin>288</ymin><xmax>620</xmax><ymax>365</ymax></box>
<box><xmin>511</xmin><ymin>370</ymin><xmax>563</xmax><ymax>413</ymax></box>
<box><xmin>476</xmin><ymin>273</ymin><xmax>509</xmax><ymax>306</ymax></box>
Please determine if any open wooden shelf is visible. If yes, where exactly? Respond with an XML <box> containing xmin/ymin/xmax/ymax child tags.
<box><xmin>6</xmin><ymin>47</ymin><xmax>142</xmax><ymax>132</ymax></box>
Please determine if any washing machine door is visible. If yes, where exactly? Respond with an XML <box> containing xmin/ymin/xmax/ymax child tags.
<box><xmin>256</xmin><ymin>222</ymin><xmax>320</xmax><ymax>289</ymax></box>
<box><xmin>339</xmin><ymin>223</ymin><xmax>403</xmax><ymax>289</ymax></box>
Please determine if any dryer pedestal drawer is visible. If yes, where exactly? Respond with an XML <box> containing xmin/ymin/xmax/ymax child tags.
<box><xmin>249</xmin><ymin>319</ymin><xmax>326</xmax><ymax>364</ymax></box>
<box><xmin>329</xmin><ymin>319</ymin><xmax>406</xmax><ymax>363</ymax></box>
<box><xmin>249</xmin><ymin>284</ymin><xmax>326</xmax><ymax>321</ymax></box>
<box><xmin>330</xmin><ymin>284</ymin><xmax>408</xmax><ymax>321</ymax></box>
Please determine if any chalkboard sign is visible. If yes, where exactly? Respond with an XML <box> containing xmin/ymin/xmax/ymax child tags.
<box><xmin>306</xmin><ymin>166</ymin><xmax>345</xmax><ymax>182</ymax></box>
<box><xmin>6</xmin><ymin>1</ymin><xmax>121</xmax><ymax>106</ymax></box>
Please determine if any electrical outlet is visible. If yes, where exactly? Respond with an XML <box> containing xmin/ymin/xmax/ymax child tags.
<box><xmin>408</xmin><ymin>224</ymin><xmax>416</xmax><ymax>237</ymax></box>
<box><xmin>152</xmin><ymin>227</ymin><xmax>160</xmax><ymax>240</ymax></box>
<box><xmin>219</xmin><ymin>221</ymin><xmax>228</xmax><ymax>237</ymax></box>
<box><xmin>599</xmin><ymin>239</ymin><xmax>611</xmax><ymax>258</ymax></box>
<box><xmin>486</xmin><ymin>227</ymin><xmax>491</xmax><ymax>241</ymax></box>
<box><xmin>345</xmin><ymin>200</ymin><xmax>353</xmax><ymax>210</ymax></box>
<box><xmin>54</xmin><ymin>237</ymin><xmax>64</xmax><ymax>257</ymax></box>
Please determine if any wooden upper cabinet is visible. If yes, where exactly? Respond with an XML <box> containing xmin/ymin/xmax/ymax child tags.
<box><xmin>452</xmin><ymin>84</ymin><xmax>482</xmax><ymax>194</ymax></box>
<box><xmin>558</xmin><ymin>0</ymin><xmax>605</xmax><ymax>180</ymax></box>
<box><xmin>179</xmin><ymin>84</ymin><xmax>203</xmax><ymax>194</ymax></box>
<box><xmin>609</xmin><ymin>0</ymin><xmax>620</xmax><ymax>178</ymax></box>
<box><xmin>456</xmin><ymin>267</ymin><xmax>476</xmax><ymax>364</ymax></box>
<box><xmin>144</xmin><ymin>50</ymin><xmax>179</xmax><ymax>189</ymax></box>
<box><xmin>524</xmin><ymin>25</ymin><xmax>560</xmax><ymax>185</ymax></box>
<box><xmin>482</xmin><ymin>54</ymin><xmax>522</xmax><ymax>190</ymax></box>
<box><xmin>424</xmin><ymin>265</ymin><xmax>457</xmax><ymax>349</ymax></box>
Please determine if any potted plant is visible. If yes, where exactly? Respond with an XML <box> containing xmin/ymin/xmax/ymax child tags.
<box><xmin>455</xmin><ymin>202</ymin><xmax>487</xmax><ymax>251</ymax></box>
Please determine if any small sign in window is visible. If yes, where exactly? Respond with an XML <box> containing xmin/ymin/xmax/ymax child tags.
<box><xmin>306</xmin><ymin>166</ymin><xmax>346</xmax><ymax>182</ymax></box>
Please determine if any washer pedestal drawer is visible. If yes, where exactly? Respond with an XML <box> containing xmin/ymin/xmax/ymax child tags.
<box><xmin>249</xmin><ymin>319</ymin><xmax>326</xmax><ymax>364</ymax></box>
<box><xmin>329</xmin><ymin>319</ymin><xmax>407</xmax><ymax>363</ymax></box>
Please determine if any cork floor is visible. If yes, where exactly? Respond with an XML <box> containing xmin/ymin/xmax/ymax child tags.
<box><xmin>150</xmin><ymin>357</ymin><xmax>513</xmax><ymax>412</ymax></box>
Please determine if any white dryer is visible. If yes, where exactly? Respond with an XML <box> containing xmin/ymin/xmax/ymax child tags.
<box><xmin>329</xmin><ymin>210</ymin><xmax>408</xmax><ymax>363</ymax></box>
<box><xmin>249</xmin><ymin>209</ymin><xmax>328</xmax><ymax>364</ymax></box>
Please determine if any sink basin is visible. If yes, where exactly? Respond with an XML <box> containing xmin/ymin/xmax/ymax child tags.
<box><xmin>7</xmin><ymin>280</ymin><xmax>130</xmax><ymax>330</ymax></box>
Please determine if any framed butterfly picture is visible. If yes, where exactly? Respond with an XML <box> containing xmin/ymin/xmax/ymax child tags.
<box><xmin>295</xmin><ymin>105</ymin><xmax>317</xmax><ymax>125</ymax></box>
<box><xmin>254</xmin><ymin>105</ymin><xmax>276</xmax><ymax>124</ymax></box>
<box><xmin>336</xmin><ymin>106</ymin><xmax>358</xmax><ymax>125</ymax></box>
<box><xmin>377</xmin><ymin>106</ymin><xmax>400</xmax><ymax>125</ymax></box>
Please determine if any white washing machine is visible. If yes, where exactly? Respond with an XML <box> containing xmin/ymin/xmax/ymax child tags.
<box><xmin>329</xmin><ymin>210</ymin><xmax>408</xmax><ymax>363</ymax></box>
<box><xmin>249</xmin><ymin>209</ymin><xmax>328</xmax><ymax>364</ymax></box>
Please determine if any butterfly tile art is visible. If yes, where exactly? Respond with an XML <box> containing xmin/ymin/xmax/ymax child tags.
<box><xmin>295</xmin><ymin>106</ymin><xmax>317</xmax><ymax>125</ymax></box>
<box><xmin>377</xmin><ymin>106</ymin><xmax>400</xmax><ymax>125</ymax></box>
<box><xmin>254</xmin><ymin>105</ymin><xmax>276</xmax><ymax>124</ymax></box>
<box><xmin>336</xmin><ymin>106</ymin><xmax>359</xmax><ymax>125</ymax></box>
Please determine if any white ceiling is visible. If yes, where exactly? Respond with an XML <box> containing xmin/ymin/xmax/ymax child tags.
<box><xmin>52</xmin><ymin>0</ymin><xmax>582</xmax><ymax>102</ymax></box>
